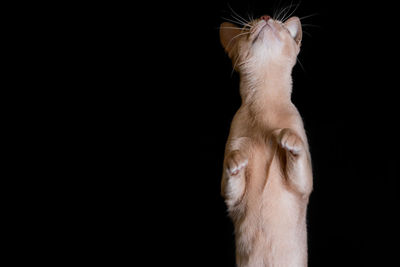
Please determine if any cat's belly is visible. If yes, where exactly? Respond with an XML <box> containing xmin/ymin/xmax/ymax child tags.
<box><xmin>235</xmin><ymin>141</ymin><xmax>308</xmax><ymax>267</ymax></box>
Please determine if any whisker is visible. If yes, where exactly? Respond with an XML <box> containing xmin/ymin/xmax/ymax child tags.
<box><xmin>232</xmin><ymin>57</ymin><xmax>253</xmax><ymax>76</ymax></box>
<box><xmin>276</xmin><ymin>4</ymin><xmax>291</xmax><ymax>21</ymax></box>
<box><xmin>231</xmin><ymin>13</ymin><xmax>249</xmax><ymax>26</ymax></box>
<box><xmin>230</xmin><ymin>31</ymin><xmax>251</xmax><ymax>40</ymax></box>
<box><xmin>299</xmin><ymin>13</ymin><xmax>319</xmax><ymax>20</ymax></box>
<box><xmin>285</xmin><ymin>1</ymin><xmax>302</xmax><ymax>22</ymax></box>
<box><xmin>281</xmin><ymin>0</ymin><xmax>295</xmax><ymax>21</ymax></box>
<box><xmin>276</xmin><ymin>2</ymin><xmax>298</xmax><ymax>21</ymax></box>
<box><xmin>225</xmin><ymin>31</ymin><xmax>251</xmax><ymax>50</ymax></box>
<box><xmin>218</xmin><ymin>27</ymin><xmax>243</xmax><ymax>30</ymax></box>
<box><xmin>273</xmin><ymin>0</ymin><xmax>285</xmax><ymax>20</ymax></box>
<box><xmin>296</xmin><ymin>57</ymin><xmax>306</xmax><ymax>72</ymax></box>
<box><xmin>231</xmin><ymin>56</ymin><xmax>240</xmax><ymax>76</ymax></box>
<box><xmin>228</xmin><ymin>3</ymin><xmax>250</xmax><ymax>26</ymax></box>
<box><xmin>221</xmin><ymin>17</ymin><xmax>247</xmax><ymax>27</ymax></box>
<box><xmin>274</xmin><ymin>5</ymin><xmax>286</xmax><ymax>21</ymax></box>
<box><xmin>301</xmin><ymin>24</ymin><xmax>321</xmax><ymax>28</ymax></box>
<box><xmin>246</xmin><ymin>12</ymin><xmax>251</xmax><ymax>22</ymax></box>
<box><xmin>245</xmin><ymin>3</ymin><xmax>255</xmax><ymax>22</ymax></box>
<box><xmin>246</xmin><ymin>11</ymin><xmax>254</xmax><ymax>23</ymax></box>
<box><xmin>272</xmin><ymin>1</ymin><xmax>277</xmax><ymax>19</ymax></box>
<box><xmin>302</xmin><ymin>30</ymin><xmax>312</xmax><ymax>37</ymax></box>
<box><xmin>231</xmin><ymin>27</ymin><xmax>271</xmax><ymax>73</ymax></box>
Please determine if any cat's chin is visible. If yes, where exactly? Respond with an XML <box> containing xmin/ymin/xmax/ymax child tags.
<box><xmin>253</xmin><ymin>23</ymin><xmax>280</xmax><ymax>49</ymax></box>
<box><xmin>252</xmin><ymin>21</ymin><xmax>268</xmax><ymax>42</ymax></box>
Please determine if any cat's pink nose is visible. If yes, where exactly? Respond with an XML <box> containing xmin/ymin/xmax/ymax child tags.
<box><xmin>261</xmin><ymin>15</ymin><xmax>271</xmax><ymax>22</ymax></box>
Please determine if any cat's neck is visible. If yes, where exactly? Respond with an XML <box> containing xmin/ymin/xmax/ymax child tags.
<box><xmin>239</xmin><ymin>63</ymin><xmax>293</xmax><ymax>112</ymax></box>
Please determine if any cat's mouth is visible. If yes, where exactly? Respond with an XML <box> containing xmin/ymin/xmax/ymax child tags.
<box><xmin>253</xmin><ymin>22</ymin><xmax>269</xmax><ymax>42</ymax></box>
<box><xmin>253</xmin><ymin>21</ymin><xmax>282</xmax><ymax>44</ymax></box>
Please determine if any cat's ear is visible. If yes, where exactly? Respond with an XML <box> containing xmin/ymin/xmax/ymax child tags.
<box><xmin>219</xmin><ymin>22</ymin><xmax>242</xmax><ymax>57</ymax></box>
<box><xmin>284</xmin><ymin>17</ymin><xmax>302</xmax><ymax>46</ymax></box>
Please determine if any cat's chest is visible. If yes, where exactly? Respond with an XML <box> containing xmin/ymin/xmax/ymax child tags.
<box><xmin>248</xmin><ymin>109</ymin><xmax>300</xmax><ymax>135</ymax></box>
<box><xmin>230</xmin><ymin>106</ymin><xmax>303</xmax><ymax>143</ymax></box>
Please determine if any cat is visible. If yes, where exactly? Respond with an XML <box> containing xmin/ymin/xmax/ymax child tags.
<box><xmin>220</xmin><ymin>15</ymin><xmax>313</xmax><ymax>267</ymax></box>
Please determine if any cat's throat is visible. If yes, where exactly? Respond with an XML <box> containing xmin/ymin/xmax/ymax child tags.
<box><xmin>239</xmin><ymin>65</ymin><xmax>293</xmax><ymax>111</ymax></box>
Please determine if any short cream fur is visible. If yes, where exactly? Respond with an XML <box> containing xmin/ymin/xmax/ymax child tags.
<box><xmin>220</xmin><ymin>16</ymin><xmax>313</xmax><ymax>267</ymax></box>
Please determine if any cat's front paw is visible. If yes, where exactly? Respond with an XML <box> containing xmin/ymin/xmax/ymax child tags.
<box><xmin>226</xmin><ymin>150</ymin><xmax>248</xmax><ymax>176</ymax></box>
<box><xmin>278</xmin><ymin>128</ymin><xmax>304</xmax><ymax>155</ymax></box>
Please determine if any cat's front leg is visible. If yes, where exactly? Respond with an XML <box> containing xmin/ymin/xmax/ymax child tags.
<box><xmin>222</xmin><ymin>150</ymin><xmax>248</xmax><ymax>208</ymax></box>
<box><xmin>221</xmin><ymin>138</ymin><xmax>251</xmax><ymax>208</ymax></box>
<box><xmin>275</xmin><ymin>128</ymin><xmax>313</xmax><ymax>196</ymax></box>
<box><xmin>226</xmin><ymin>150</ymin><xmax>248</xmax><ymax>176</ymax></box>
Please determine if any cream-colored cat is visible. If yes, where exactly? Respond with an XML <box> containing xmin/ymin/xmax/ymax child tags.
<box><xmin>220</xmin><ymin>15</ymin><xmax>313</xmax><ymax>267</ymax></box>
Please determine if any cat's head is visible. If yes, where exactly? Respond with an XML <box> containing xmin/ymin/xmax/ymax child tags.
<box><xmin>220</xmin><ymin>16</ymin><xmax>302</xmax><ymax>73</ymax></box>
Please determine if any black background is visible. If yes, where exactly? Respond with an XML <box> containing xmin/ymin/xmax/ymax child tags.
<box><xmin>119</xmin><ymin>0</ymin><xmax>399</xmax><ymax>266</ymax></box>
<box><xmin>9</xmin><ymin>0</ymin><xmax>399</xmax><ymax>265</ymax></box>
